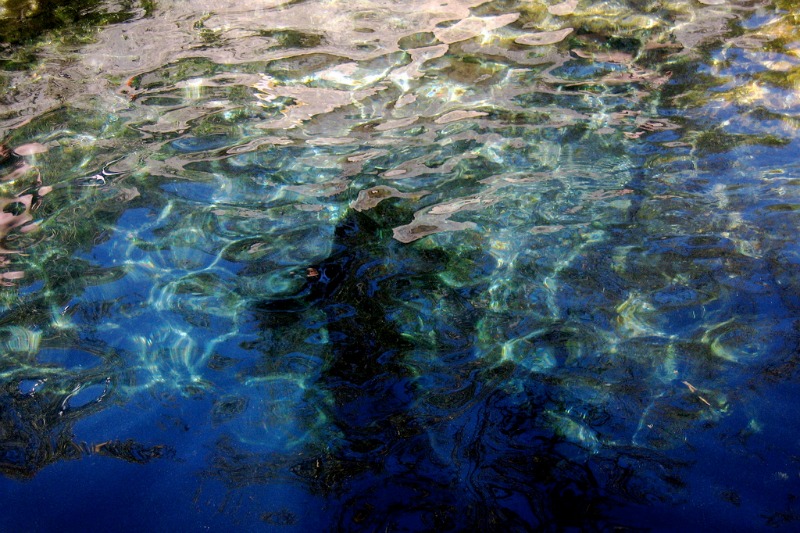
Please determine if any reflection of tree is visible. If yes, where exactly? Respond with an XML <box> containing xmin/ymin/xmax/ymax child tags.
<box><xmin>0</xmin><ymin>0</ymin><xmax>143</xmax><ymax>46</ymax></box>
<box><xmin>0</xmin><ymin>359</ymin><xmax>170</xmax><ymax>479</ymax></box>
<box><xmin>203</xmin><ymin>203</ymin><xmax>695</xmax><ymax>529</ymax></box>
<box><xmin>0</xmin><ymin>379</ymin><xmax>83</xmax><ymax>478</ymax></box>
<box><xmin>0</xmin><ymin>142</ymin><xmax>171</xmax><ymax>479</ymax></box>
<box><xmin>196</xmin><ymin>4</ymin><xmax>800</xmax><ymax>525</ymax></box>
<box><xmin>0</xmin><ymin>0</ymin><xmax>796</xmax><ymax>526</ymax></box>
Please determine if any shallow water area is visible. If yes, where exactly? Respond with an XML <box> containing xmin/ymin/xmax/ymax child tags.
<box><xmin>1</xmin><ymin>0</ymin><xmax>800</xmax><ymax>529</ymax></box>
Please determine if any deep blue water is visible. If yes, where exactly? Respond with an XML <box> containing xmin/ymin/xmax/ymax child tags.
<box><xmin>1</xmin><ymin>0</ymin><xmax>800</xmax><ymax>530</ymax></box>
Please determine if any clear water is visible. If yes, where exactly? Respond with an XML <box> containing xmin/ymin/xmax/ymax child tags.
<box><xmin>1</xmin><ymin>0</ymin><xmax>799</xmax><ymax>529</ymax></box>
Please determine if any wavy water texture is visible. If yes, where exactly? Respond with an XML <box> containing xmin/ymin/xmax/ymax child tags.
<box><xmin>1</xmin><ymin>0</ymin><xmax>799</xmax><ymax>529</ymax></box>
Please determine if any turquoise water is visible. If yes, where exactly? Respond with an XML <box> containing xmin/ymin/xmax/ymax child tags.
<box><xmin>1</xmin><ymin>0</ymin><xmax>799</xmax><ymax>529</ymax></box>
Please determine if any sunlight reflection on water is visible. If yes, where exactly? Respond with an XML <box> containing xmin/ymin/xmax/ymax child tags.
<box><xmin>1</xmin><ymin>0</ymin><xmax>799</xmax><ymax>529</ymax></box>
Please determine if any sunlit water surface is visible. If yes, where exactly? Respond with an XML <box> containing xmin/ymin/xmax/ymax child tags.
<box><xmin>1</xmin><ymin>0</ymin><xmax>799</xmax><ymax>529</ymax></box>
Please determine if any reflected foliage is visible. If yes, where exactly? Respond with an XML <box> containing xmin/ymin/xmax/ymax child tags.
<box><xmin>1</xmin><ymin>0</ymin><xmax>799</xmax><ymax>529</ymax></box>
<box><xmin>0</xmin><ymin>347</ymin><xmax>170</xmax><ymax>479</ymax></box>
<box><xmin>0</xmin><ymin>0</ymin><xmax>148</xmax><ymax>46</ymax></box>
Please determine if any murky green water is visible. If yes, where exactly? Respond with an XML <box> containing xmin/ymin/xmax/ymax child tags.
<box><xmin>1</xmin><ymin>0</ymin><xmax>799</xmax><ymax>529</ymax></box>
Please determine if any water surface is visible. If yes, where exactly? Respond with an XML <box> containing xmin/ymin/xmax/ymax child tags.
<box><xmin>1</xmin><ymin>0</ymin><xmax>799</xmax><ymax>529</ymax></box>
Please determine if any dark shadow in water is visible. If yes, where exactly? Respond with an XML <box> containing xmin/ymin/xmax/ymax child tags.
<box><xmin>208</xmin><ymin>203</ymin><xmax>672</xmax><ymax>530</ymax></box>
<box><xmin>0</xmin><ymin>370</ymin><xmax>171</xmax><ymax>479</ymax></box>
